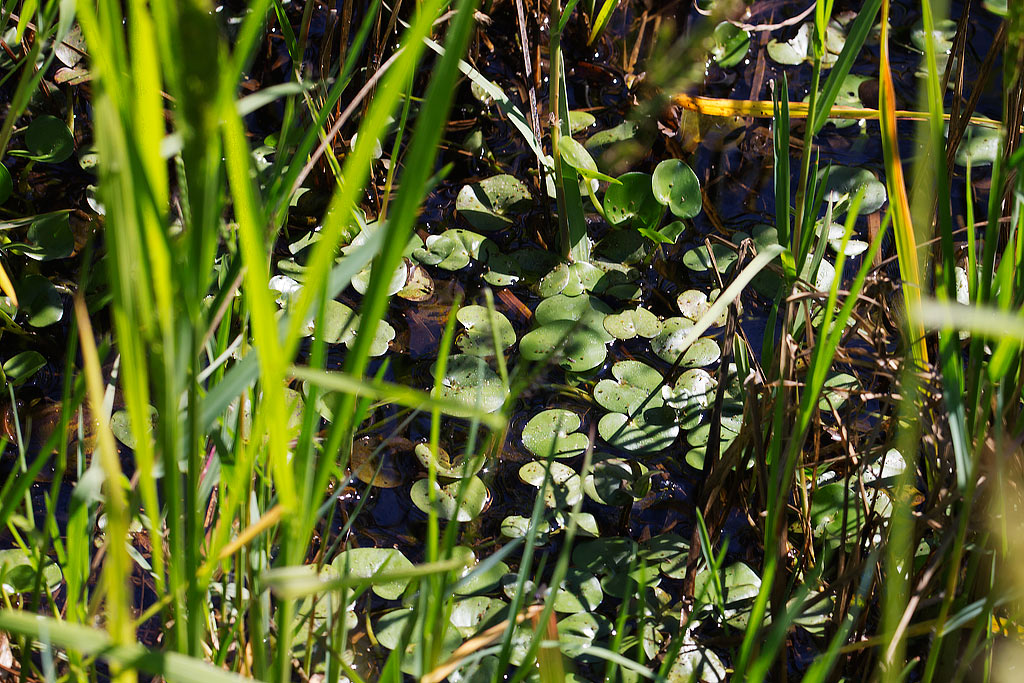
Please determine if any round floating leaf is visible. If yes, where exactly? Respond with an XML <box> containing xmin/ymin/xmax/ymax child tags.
<box><xmin>374</xmin><ymin>606</ymin><xmax>462</xmax><ymax>675</ymax></box>
<box><xmin>519</xmin><ymin>461</ymin><xmax>582</xmax><ymax>508</ymax></box>
<box><xmin>413</xmin><ymin>229</ymin><xmax>486</xmax><ymax>271</ymax></box>
<box><xmin>603</xmin><ymin>172</ymin><xmax>664</xmax><ymax>228</ymax></box>
<box><xmin>318</xmin><ymin>300</ymin><xmax>358</xmax><ymax>344</ymax></box>
<box><xmin>397</xmin><ymin>264</ymin><xmax>434</xmax><ymax>301</ymax></box>
<box><xmin>820</xmin><ymin>166</ymin><xmax>887</xmax><ymax>215</ymax></box>
<box><xmin>374</xmin><ymin>608</ymin><xmax>414</xmax><ymax>650</ymax></box>
<box><xmin>18</xmin><ymin>274</ymin><xmax>63</xmax><ymax>327</ymax></box>
<box><xmin>686</xmin><ymin>415</ymin><xmax>742</xmax><ymax>452</ymax></box>
<box><xmin>109</xmin><ymin>405</ymin><xmax>158</xmax><ymax>450</ymax></box>
<box><xmin>352</xmin><ymin>259</ymin><xmax>407</xmax><ymax>296</ymax></box>
<box><xmin>806</xmin><ymin>255</ymin><xmax>837</xmax><ymax>292</ymax></box>
<box><xmin>651</xmin><ymin>318</ymin><xmax>722</xmax><ymax>367</ymax></box>
<box><xmin>819</xmin><ymin>222</ymin><xmax>869</xmax><ymax>255</ymax></box>
<box><xmin>410</xmin><ymin>476</ymin><xmax>489</xmax><ymax>521</ymax></box>
<box><xmin>602</xmin><ymin>564</ymin><xmax>662</xmax><ymax>598</ymax></box>
<box><xmin>573</xmin><ymin>538</ymin><xmax>638</xmax><ymax>575</ymax></box>
<box><xmin>538</xmin><ymin>261</ymin><xmax>603</xmax><ymax>298</ymax></box>
<box><xmin>984</xmin><ymin>0</ymin><xmax>1007</xmax><ymax>14</ymax></box>
<box><xmin>25</xmin><ymin>115</ymin><xmax>75</xmax><ymax>163</ymax></box>
<box><xmin>25</xmin><ymin>213</ymin><xmax>74</xmax><ymax>261</ymax></box>
<box><xmin>682</xmin><ymin>241</ymin><xmax>740</xmax><ymax>273</ymax></box>
<box><xmin>603</xmin><ymin>306</ymin><xmax>662</xmax><ymax>340</ymax></box>
<box><xmin>456</xmin><ymin>305</ymin><xmax>516</xmax><ymax>357</ymax></box>
<box><xmin>819</xmin><ymin>372</ymin><xmax>857</xmax><ymax>412</ymax></box>
<box><xmin>694</xmin><ymin>562</ymin><xmax>761</xmax><ymax>613</ymax></box>
<box><xmin>350</xmin><ymin>437</ymin><xmax>412</xmax><ymax>488</ymax></box>
<box><xmin>863</xmin><ymin>448</ymin><xmax>907</xmax><ymax>485</ymax></box>
<box><xmin>451</xmin><ymin>547</ymin><xmax>510</xmax><ymax>596</ymax></box>
<box><xmin>585</xmin><ymin>120</ymin><xmax>640</xmax><ymax>156</ymax></box>
<box><xmin>435</xmin><ymin>355</ymin><xmax>508</xmax><ymax>414</ymax></box>
<box><xmin>767</xmin><ymin>22</ymin><xmax>810</xmax><ymax>65</ymax></box>
<box><xmin>595</xmin><ymin>229</ymin><xmax>648</xmax><ymax>265</ymax></box>
<box><xmin>558</xmin><ymin>612</ymin><xmax>612</xmax><ymax>658</ymax></box>
<box><xmin>535</xmin><ymin>293</ymin><xmax>614</xmax><ymax>340</ymax></box>
<box><xmin>678</xmin><ymin>289</ymin><xmax>719</xmax><ymax>324</ymax></box>
<box><xmin>0</xmin><ymin>162</ymin><xmax>11</xmax><ymax>204</ymax></box>
<box><xmin>450</xmin><ymin>597</ymin><xmax>506</xmax><ymax>636</ymax></box>
<box><xmin>598</xmin><ymin>410</ymin><xmax>679</xmax><ymax>454</ymax></box>
<box><xmin>640</xmin><ymin>533</ymin><xmax>691</xmax><ymax>579</ymax></box>
<box><xmin>677</xmin><ymin>289</ymin><xmax>727</xmax><ymax>326</ymax></box>
<box><xmin>663</xmin><ymin>369</ymin><xmax>716</xmax><ymax>419</ymax></box>
<box><xmin>449</xmin><ymin>656</ymin><xmax>501</xmax><ymax>683</ymax></box>
<box><xmin>790</xmin><ymin>590</ymin><xmax>834</xmax><ymax>636</ymax></box>
<box><xmin>456</xmin><ymin>175</ymin><xmax>532</xmax><ymax>232</ymax></box>
<box><xmin>0</xmin><ymin>549</ymin><xmax>62</xmax><ymax>594</ymax></box>
<box><xmin>568</xmin><ymin>110</ymin><xmax>596</xmax><ymax>134</ymax></box>
<box><xmin>3</xmin><ymin>351</ymin><xmax>46</xmax><ymax>386</ymax></box>
<box><xmin>331</xmin><ymin>547</ymin><xmax>414</xmax><ymax>600</ymax></box>
<box><xmin>538</xmin><ymin>262</ymin><xmax>571</xmax><ymax>296</ymax></box>
<box><xmin>814</xmin><ymin>73</ymin><xmax>872</xmax><ymax>128</ymax></box>
<box><xmin>413</xmin><ymin>233</ymin><xmax>457</xmax><ymax>267</ymax></box>
<box><xmin>413</xmin><ymin>442</ymin><xmax>483</xmax><ymax>479</ymax></box>
<box><xmin>313</xmin><ymin>299</ymin><xmax>394</xmax><ymax>355</ymax></box>
<box><xmin>500</xmin><ymin>514</ymin><xmax>551</xmax><ymax>540</ymax></box>
<box><xmin>593</xmin><ymin>360</ymin><xmax>664</xmax><ymax>415</ymax></box>
<box><xmin>584</xmin><ymin>457</ymin><xmax>649</xmax><ymax>506</ymax></box>
<box><xmin>366</xmin><ymin>320</ymin><xmax>396</xmax><ymax>356</ymax></box>
<box><xmin>911</xmin><ymin>18</ymin><xmax>957</xmax><ymax>53</ymax></box>
<box><xmin>652</xmin><ymin>159</ymin><xmax>701</xmax><ymax>219</ymax></box>
<box><xmin>810</xmin><ymin>483</ymin><xmax>891</xmax><ymax>547</ymax></box>
<box><xmin>955</xmin><ymin>125</ymin><xmax>1000</xmax><ymax>167</ymax></box>
<box><xmin>54</xmin><ymin>24</ymin><xmax>86</xmax><ymax>67</ymax></box>
<box><xmin>558</xmin><ymin>136</ymin><xmax>615</xmax><ymax>182</ymax></box>
<box><xmin>551</xmin><ymin>569</ymin><xmax>603</xmax><ymax>612</ymax></box>
<box><xmin>555</xmin><ymin>510</ymin><xmax>600</xmax><ymax>537</ymax></box>
<box><xmin>667</xmin><ymin>638</ymin><xmax>727</xmax><ymax>682</ymax></box>
<box><xmin>519</xmin><ymin>320</ymin><xmax>607</xmax><ymax>372</ymax></box>
<box><xmin>479</xmin><ymin>241</ymin><xmax>523</xmax><ymax>287</ymax></box>
<box><xmin>711</xmin><ymin>21</ymin><xmax>750</xmax><ymax>68</ymax></box>
<box><xmin>832</xmin><ymin>238</ymin><xmax>868</xmax><ymax>256</ymax></box>
<box><xmin>522</xmin><ymin>408</ymin><xmax>588</xmax><ymax>459</ymax></box>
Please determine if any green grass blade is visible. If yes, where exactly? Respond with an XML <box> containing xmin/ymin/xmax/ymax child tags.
<box><xmin>0</xmin><ymin>611</ymin><xmax>253</xmax><ymax>683</ymax></box>
<box><xmin>811</xmin><ymin>0</ymin><xmax>883</xmax><ymax>135</ymax></box>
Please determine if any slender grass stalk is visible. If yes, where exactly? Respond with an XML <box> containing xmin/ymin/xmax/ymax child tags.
<box><xmin>73</xmin><ymin>296</ymin><xmax>135</xmax><ymax>683</ymax></box>
<box><xmin>549</xmin><ymin>0</ymin><xmax>590</xmax><ymax>263</ymax></box>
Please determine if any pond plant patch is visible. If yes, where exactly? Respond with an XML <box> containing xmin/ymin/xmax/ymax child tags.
<box><xmin>0</xmin><ymin>0</ymin><xmax>1019</xmax><ymax>681</ymax></box>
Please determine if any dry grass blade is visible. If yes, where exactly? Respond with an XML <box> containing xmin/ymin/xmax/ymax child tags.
<box><xmin>0</xmin><ymin>260</ymin><xmax>16</xmax><ymax>306</ymax></box>
<box><xmin>216</xmin><ymin>504</ymin><xmax>285</xmax><ymax>561</ymax></box>
<box><xmin>422</xmin><ymin>605</ymin><xmax>545</xmax><ymax>683</ymax></box>
<box><xmin>674</xmin><ymin>94</ymin><xmax>1011</xmax><ymax>130</ymax></box>
<box><xmin>878</xmin><ymin>0</ymin><xmax>928</xmax><ymax>366</ymax></box>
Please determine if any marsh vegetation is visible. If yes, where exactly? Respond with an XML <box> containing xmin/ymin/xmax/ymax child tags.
<box><xmin>0</xmin><ymin>0</ymin><xmax>1020</xmax><ymax>681</ymax></box>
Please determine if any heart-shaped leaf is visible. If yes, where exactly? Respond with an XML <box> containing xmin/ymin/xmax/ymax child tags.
<box><xmin>410</xmin><ymin>476</ymin><xmax>490</xmax><ymax>521</ymax></box>
<box><xmin>603</xmin><ymin>172</ymin><xmax>664</xmax><ymax>228</ymax></box>
<box><xmin>651</xmin><ymin>318</ymin><xmax>722</xmax><ymax>367</ymax></box>
<box><xmin>456</xmin><ymin>175</ymin><xmax>532</xmax><ymax>231</ymax></box>
<box><xmin>652</xmin><ymin>159</ymin><xmax>702</xmax><ymax>219</ymax></box>
<box><xmin>331</xmin><ymin>547</ymin><xmax>414</xmax><ymax>600</ymax></box>
<box><xmin>519</xmin><ymin>320</ymin><xmax>608</xmax><ymax>372</ymax></box>
<box><xmin>25</xmin><ymin>115</ymin><xmax>75</xmax><ymax>163</ymax></box>
<box><xmin>456</xmin><ymin>305</ymin><xmax>516</xmax><ymax>357</ymax></box>
<box><xmin>522</xmin><ymin>408</ymin><xmax>589</xmax><ymax>459</ymax></box>
<box><xmin>434</xmin><ymin>355</ymin><xmax>508</xmax><ymax>414</ymax></box>
<box><xmin>711</xmin><ymin>21</ymin><xmax>751</xmax><ymax>68</ymax></box>
<box><xmin>519</xmin><ymin>461</ymin><xmax>582</xmax><ymax>508</ymax></box>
